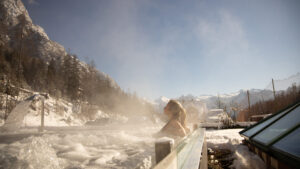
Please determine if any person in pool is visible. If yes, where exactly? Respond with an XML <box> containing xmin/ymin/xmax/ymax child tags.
<box><xmin>159</xmin><ymin>100</ymin><xmax>190</xmax><ymax>137</ymax></box>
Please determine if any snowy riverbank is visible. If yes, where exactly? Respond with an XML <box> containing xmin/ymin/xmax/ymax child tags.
<box><xmin>206</xmin><ymin>129</ymin><xmax>266</xmax><ymax>169</ymax></box>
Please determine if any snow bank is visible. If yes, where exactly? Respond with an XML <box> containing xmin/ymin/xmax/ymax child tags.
<box><xmin>2</xmin><ymin>100</ymin><xmax>32</xmax><ymax>131</ymax></box>
<box><xmin>1</xmin><ymin>94</ymin><xmax>83</xmax><ymax>131</ymax></box>
<box><xmin>206</xmin><ymin>129</ymin><xmax>266</xmax><ymax>169</ymax></box>
<box><xmin>1</xmin><ymin>94</ymin><xmax>130</xmax><ymax>131</ymax></box>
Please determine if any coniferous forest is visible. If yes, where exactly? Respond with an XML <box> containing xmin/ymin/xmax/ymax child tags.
<box><xmin>0</xmin><ymin>45</ymin><xmax>156</xmax><ymax>119</ymax></box>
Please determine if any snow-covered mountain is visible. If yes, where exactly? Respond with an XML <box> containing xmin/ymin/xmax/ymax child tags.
<box><xmin>0</xmin><ymin>0</ymin><xmax>65</xmax><ymax>61</ymax></box>
<box><xmin>156</xmin><ymin>89</ymin><xmax>275</xmax><ymax>111</ymax></box>
<box><xmin>265</xmin><ymin>73</ymin><xmax>300</xmax><ymax>91</ymax></box>
<box><xmin>1</xmin><ymin>0</ymin><xmax>156</xmax><ymax>128</ymax></box>
<box><xmin>200</xmin><ymin>89</ymin><xmax>274</xmax><ymax>109</ymax></box>
<box><xmin>154</xmin><ymin>96</ymin><xmax>170</xmax><ymax>113</ymax></box>
<box><xmin>0</xmin><ymin>0</ymin><xmax>119</xmax><ymax>89</ymax></box>
<box><xmin>181</xmin><ymin>73</ymin><xmax>300</xmax><ymax>110</ymax></box>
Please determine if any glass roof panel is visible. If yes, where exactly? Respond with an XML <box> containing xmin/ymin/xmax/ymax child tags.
<box><xmin>242</xmin><ymin>108</ymin><xmax>289</xmax><ymax>137</ymax></box>
<box><xmin>252</xmin><ymin>105</ymin><xmax>300</xmax><ymax>145</ymax></box>
<box><xmin>272</xmin><ymin>127</ymin><xmax>300</xmax><ymax>158</ymax></box>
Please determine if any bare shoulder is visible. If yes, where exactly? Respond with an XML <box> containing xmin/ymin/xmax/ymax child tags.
<box><xmin>169</xmin><ymin>120</ymin><xmax>184</xmax><ymax>128</ymax></box>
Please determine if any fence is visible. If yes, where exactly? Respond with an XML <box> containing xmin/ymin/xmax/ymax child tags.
<box><xmin>154</xmin><ymin>128</ymin><xmax>207</xmax><ymax>169</ymax></box>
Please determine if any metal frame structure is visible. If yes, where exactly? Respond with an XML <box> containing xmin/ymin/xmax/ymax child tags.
<box><xmin>239</xmin><ymin>102</ymin><xmax>300</xmax><ymax>169</ymax></box>
<box><xmin>154</xmin><ymin>128</ymin><xmax>207</xmax><ymax>169</ymax></box>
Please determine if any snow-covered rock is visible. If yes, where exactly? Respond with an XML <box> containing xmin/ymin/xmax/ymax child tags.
<box><xmin>0</xmin><ymin>0</ymin><xmax>66</xmax><ymax>61</ymax></box>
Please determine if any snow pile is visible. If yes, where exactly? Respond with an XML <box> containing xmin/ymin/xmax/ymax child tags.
<box><xmin>18</xmin><ymin>137</ymin><xmax>63</xmax><ymax>169</ymax></box>
<box><xmin>206</xmin><ymin>109</ymin><xmax>224</xmax><ymax>123</ymax></box>
<box><xmin>206</xmin><ymin>129</ymin><xmax>266</xmax><ymax>169</ymax></box>
<box><xmin>2</xmin><ymin>94</ymin><xmax>127</xmax><ymax>131</ymax></box>
<box><xmin>2</xmin><ymin>100</ymin><xmax>32</xmax><ymax>131</ymax></box>
<box><xmin>232</xmin><ymin>146</ymin><xmax>266</xmax><ymax>169</ymax></box>
<box><xmin>2</xmin><ymin>94</ymin><xmax>85</xmax><ymax>131</ymax></box>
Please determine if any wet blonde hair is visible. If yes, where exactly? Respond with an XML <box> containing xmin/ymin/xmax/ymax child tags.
<box><xmin>166</xmin><ymin>100</ymin><xmax>188</xmax><ymax>128</ymax></box>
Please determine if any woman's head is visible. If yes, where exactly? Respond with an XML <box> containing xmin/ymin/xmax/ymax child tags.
<box><xmin>164</xmin><ymin>100</ymin><xmax>187</xmax><ymax>126</ymax></box>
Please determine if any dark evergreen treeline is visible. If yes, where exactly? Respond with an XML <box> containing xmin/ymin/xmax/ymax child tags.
<box><xmin>248</xmin><ymin>84</ymin><xmax>300</xmax><ymax>117</ymax></box>
<box><xmin>0</xmin><ymin>45</ymin><xmax>156</xmax><ymax>117</ymax></box>
<box><xmin>0</xmin><ymin>45</ymin><xmax>82</xmax><ymax>101</ymax></box>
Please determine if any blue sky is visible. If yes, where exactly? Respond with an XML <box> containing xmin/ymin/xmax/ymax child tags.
<box><xmin>24</xmin><ymin>0</ymin><xmax>300</xmax><ymax>100</ymax></box>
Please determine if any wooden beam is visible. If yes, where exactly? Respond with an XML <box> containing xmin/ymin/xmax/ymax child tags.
<box><xmin>272</xmin><ymin>78</ymin><xmax>276</xmax><ymax>100</ymax></box>
<box><xmin>155</xmin><ymin>138</ymin><xmax>174</xmax><ymax>164</ymax></box>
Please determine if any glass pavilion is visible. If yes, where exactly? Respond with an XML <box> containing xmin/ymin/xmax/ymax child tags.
<box><xmin>240</xmin><ymin>102</ymin><xmax>300</xmax><ymax>169</ymax></box>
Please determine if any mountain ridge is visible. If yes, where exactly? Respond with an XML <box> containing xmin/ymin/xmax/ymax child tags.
<box><xmin>157</xmin><ymin>73</ymin><xmax>300</xmax><ymax>110</ymax></box>
<box><xmin>0</xmin><ymin>0</ymin><xmax>119</xmax><ymax>90</ymax></box>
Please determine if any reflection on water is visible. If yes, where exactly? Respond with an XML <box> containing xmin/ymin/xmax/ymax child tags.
<box><xmin>0</xmin><ymin>126</ymin><xmax>159</xmax><ymax>169</ymax></box>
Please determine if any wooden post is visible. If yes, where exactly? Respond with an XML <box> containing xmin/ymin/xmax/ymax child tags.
<box><xmin>247</xmin><ymin>90</ymin><xmax>251</xmax><ymax>121</ymax></box>
<box><xmin>260</xmin><ymin>94</ymin><xmax>265</xmax><ymax>114</ymax></box>
<box><xmin>200</xmin><ymin>137</ymin><xmax>208</xmax><ymax>169</ymax></box>
<box><xmin>5</xmin><ymin>92</ymin><xmax>8</xmax><ymax>120</ymax></box>
<box><xmin>217</xmin><ymin>93</ymin><xmax>221</xmax><ymax>109</ymax></box>
<box><xmin>40</xmin><ymin>98</ymin><xmax>45</xmax><ymax>132</ymax></box>
<box><xmin>272</xmin><ymin>78</ymin><xmax>276</xmax><ymax>100</ymax></box>
<box><xmin>16</xmin><ymin>15</ymin><xmax>25</xmax><ymax>100</ymax></box>
<box><xmin>4</xmin><ymin>79</ymin><xmax>9</xmax><ymax>120</ymax></box>
<box><xmin>155</xmin><ymin>138</ymin><xmax>174</xmax><ymax>164</ymax></box>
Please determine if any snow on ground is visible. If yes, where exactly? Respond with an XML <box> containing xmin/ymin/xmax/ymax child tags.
<box><xmin>206</xmin><ymin>129</ymin><xmax>266</xmax><ymax>169</ymax></box>
<box><xmin>1</xmin><ymin>94</ymin><xmax>132</xmax><ymax>132</ymax></box>
<box><xmin>0</xmin><ymin>93</ymin><xmax>163</xmax><ymax>168</ymax></box>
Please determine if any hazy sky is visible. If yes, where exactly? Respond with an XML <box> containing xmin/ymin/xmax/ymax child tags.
<box><xmin>24</xmin><ymin>0</ymin><xmax>300</xmax><ymax>100</ymax></box>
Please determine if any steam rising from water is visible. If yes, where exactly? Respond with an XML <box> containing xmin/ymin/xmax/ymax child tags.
<box><xmin>0</xmin><ymin>126</ymin><xmax>159</xmax><ymax>169</ymax></box>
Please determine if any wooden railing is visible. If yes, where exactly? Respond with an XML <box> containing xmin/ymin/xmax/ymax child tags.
<box><xmin>154</xmin><ymin>128</ymin><xmax>207</xmax><ymax>169</ymax></box>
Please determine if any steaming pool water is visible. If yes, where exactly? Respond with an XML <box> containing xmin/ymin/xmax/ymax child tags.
<box><xmin>0</xmin><ymin>126</ymin><xmax>159</xmax><ymax>169</ymax></box>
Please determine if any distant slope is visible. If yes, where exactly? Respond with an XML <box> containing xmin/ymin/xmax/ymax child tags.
<box><xmin>155</xmin><ymin>73</ymin><xmax>300</xmax><ymax>111</ymax></box>
<box><xmin>194</xmin><ymin>73</ymin><xmax>300</xmax><ymax>109</ymax></box>
<box><xmin>154</xmin><ymin>89</ymin><xmax>275</xmax><ymax>111</ymax></box>
<box><xmin>0</xmin><ymin>0</ymin><xmax>65</xmax><ymax>61</ymax></box>
<box><xmin>199</xmin><ymin>89</ymin><xmax>274</xmax><ymax>109</ymax></box>
<box><xmin>265</xmin><ymin>73</ymin><xmax>300</xmax><ymax>91</ymax></box>
<box><xmin>0</xmin><ymin>0</ymin><xmax>159</xmax><ymax>124</ymax></box>
<box><xmin>0</xmin><ymin>0</ymin><xmax>119</xmax><ymax>89</ymax></box>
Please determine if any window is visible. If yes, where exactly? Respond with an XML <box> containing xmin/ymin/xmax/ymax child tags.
<box><xmin>272</xmin><ymin>127</ymin><xmax>300</xmax><ymax>158</ymax></box>
<box><xmin>252</xmin><ymin>106</ymin><xmax>300</xmax><ymax>145</ymax></box>
<box><xmin>242</xmin><ymin>108</ymin><xmax>289</xmax><ymax>137</ymax></box>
